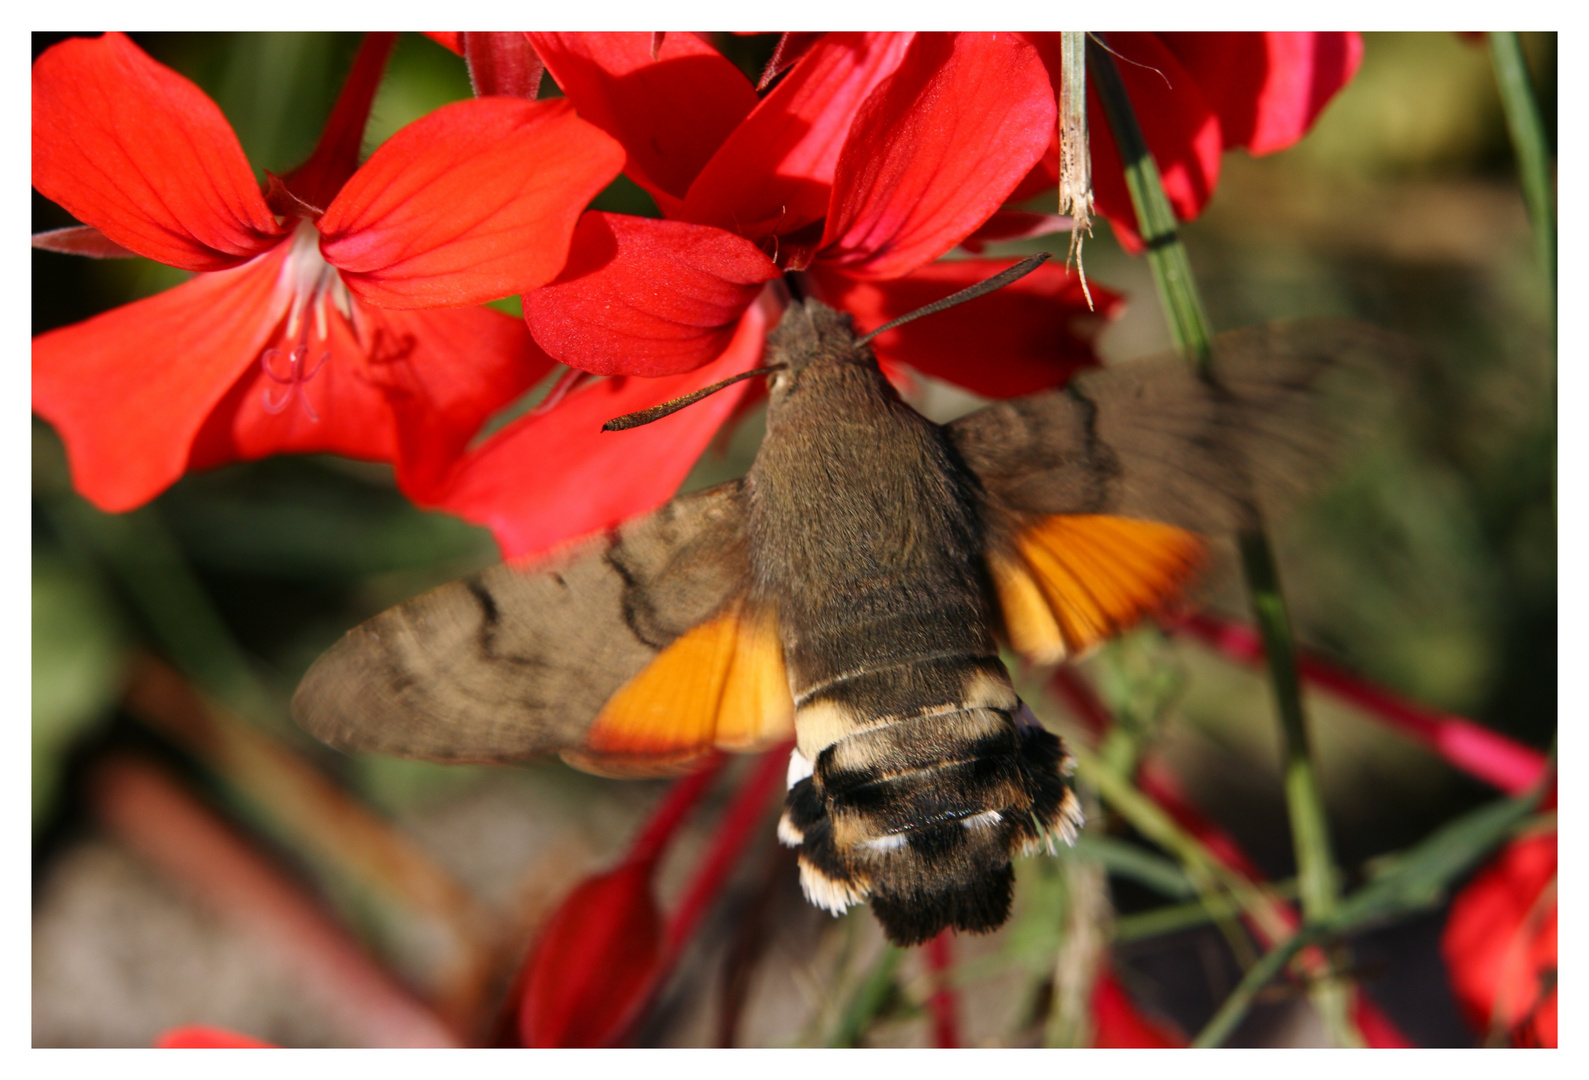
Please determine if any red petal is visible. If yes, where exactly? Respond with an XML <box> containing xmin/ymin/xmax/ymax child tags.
<box><xmin>187</xmin><ymin>301</ymin><xmax>549</xmax><ymax>501</ymax></box>
<box><xmin>522</xmin><ymin>212</ymin><xmax>778</xmax><ymax>377</ymax></box>
<box><xmin>33</xmin><ymin>248</ymin><xmax>288</xmax><ymax>512</ymax></box>
<box><xmin>279</xmin><ymin>34</ymin><xmax>396</xmax><ymax>212</ymax></box>
<box><xmin>528</xmin><ymin>32</ymin><xmax>758</xmax><ymax>217</ymax></box>
<box><xmin>430</xmin><ymin>302</ymin><xmax>768</xmax><ymax>560</ymax></box>
<box><xmin>1007</xmin><ymin>127</ymin><xmax>1060</xmax><ymax>203</ymax></box>
<box><xmin>809</xmin><ymin>258</ymin><xmax>1117</xmax><ymax>398</ymax></box>
<box><xmin>682</xmin><ymin>32</ymin><xmax>914</xmax><ymax>241</ymax></box>
<box><xmin>818</xmin><ymin>33</ymin><xmax>1057</xmax><ymax>280</ymax></box>
<box><xmin>1442</xmin><ymin>833</ymin><xmax>1558</xmax><ymax>1047</ymax></box>
<box><xmin>317</xmin><ymin>98</ymin><xmax>623</xmax><ymax>309</ymax></box>
<box><xmin>31</xmin><ymin>33</ymin><xmax>284</xmax><ymax>271</ymax></box>
<box><xmin>156</xmin><ymin>1026</ymin><xmax>275</xmax><ymax>1049</ymax></box>
<box><xmin>517</xmin><ymin>857</ymin><xmax>664</xmax><ymax>1047</ymax></box>
<box><xmin>425</xmin><ymin>32</ymin><xmax>463</xmax><ymax>55</ymax></box>
<box><xmin>1158</xmin><ymin>33</ymin><xmax>1363</xmax><ymax>155</ymax></box>
<box><xmin>1074</xmin><ymin>33</ymin><xmax>1224</xmax><ymax>251</ymax></box>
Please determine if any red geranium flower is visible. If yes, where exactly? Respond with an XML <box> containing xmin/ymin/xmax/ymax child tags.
<box><xmin>32</xmin><ymin>32</ymin><xmax>624</xmax><ymax>511</ymax></box>
<box><xmin>1442</xmin><ymin>829</ymin><xmax>1557</xmax><ymax>1047</ymax></box>
<box><xmin>424</xmin><ymin>32</ymin><xmax>1115</xmax><ymax>559</ymax></box>
<box><xmin>1021</xmin><ymin>33</ymin><xmax>1363</xmax><ymax>251</ymax></box>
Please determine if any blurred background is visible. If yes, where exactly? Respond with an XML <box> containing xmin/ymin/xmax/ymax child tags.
<box><xmin>32</xmin><ymin>32</ymin><xmax>1555</xmax><ymax>1047</ymax></box>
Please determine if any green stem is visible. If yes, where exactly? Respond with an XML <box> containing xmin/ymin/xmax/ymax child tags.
<box><xmin>825</xmin><ymin>944</ymin><xmax>904</xmax><ymax>1047</ymax></box>
<box><xmin>1489</xmin><ymin>33</ymin><xmax>1555</xmax><ymax>293</ymax></box>
<box><xmin>1086</xmin><ymin>36</ymin><xmax>1211</xmax><ymax>369</ymax></box>
<box><xmin>1089</xmin><ymin>38</ymin><xmax>1360</xmax><ymax>1047</ymax></box>
<box><xmin>1193</xmin><ymin>927</ymin><xmax>1319</xmax><ymax>1048</ymax></box>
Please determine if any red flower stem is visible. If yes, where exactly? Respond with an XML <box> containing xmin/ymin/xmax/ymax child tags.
<box><xmin>285</xmin><ymin>32</ymin><xmax>397</xmax><ymax>211</ymax></box>
<box><xmin>1172</xmin><ymin>612</ymin><xmax>1547</xmax><ymax>795</ymax></box>
<box><xmin>924</xmin><ymin>930</ymin><xmax>962</xmax><ymax>1048</ymax></box>
<box><xmin>660</xmin><ymin>746</ymin><xmax>790</xmax><ymax>961</ymax></box>
<box><xmin>627</xmin><ymin>755</ymin><xmax>730</xmax><ymax>865</ymax></box>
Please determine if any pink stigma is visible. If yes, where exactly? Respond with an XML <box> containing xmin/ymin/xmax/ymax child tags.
<box><xmin>259</xmin><ymin>342</ymin><xmax>330</xmax><ymax>422</ymax></box>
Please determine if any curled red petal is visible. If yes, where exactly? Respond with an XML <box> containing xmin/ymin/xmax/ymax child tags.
<box><xmin>317</xmin><ymin>97</ymin><xmax>623</xmax><ymax>309</ymax></box>
<box><xmin>33</xmin><ymin>247</ymin><xmax>289</xmax><ymax>512</ymax></box>
<box><xmin>809</xmin><ymin>257</ymin><xmax>1117</xmax><ymax>398</ymax></box>
<box><xmin>430</xmin><ymin>302</ymin><xmax>768</xmax><ymax>560</ymax></box>
<box><xmin>31</xmin><ymin>33</ymin><xmax>284</xmax><ymax>270</ymax></box>
<box><xmin>187</xmin><ymin>301</ymin><xmax>549</xmax><ymax>501</ymax></box>
<box><xmin>522</xmin><ymin>212</ymin><xmax>778</xmax><ymax>377</ymax></box>
<box><xmin>1159</xmin><ymin>32</ymin><xmax>1363</xmax><ymax>155</ymax></box>
<box><xmin>156</xmin><ymin>1026</ymin><xmax>276</xmax><ymax>1049</ymax></box>
<box><xmin>528</xmin><ymin>32</ymin><xmax>758</xmax><ymax>217</ymax></box>
<box><xmin>682</xmin><ymin>32</ymin><xmax>914</xmax><ymax>242</ymax></box>
<box><xmin>818</xmin><ymin>32</ymin><xmax>1057</xmax><ymax>281</ymax></box>
<box><xmin>1442</xmin><ymin>833</ymin><xmax>1558</xmax><ymax>1047</ymax></box>
<box><xmin>1075</xmin><ymin>33</ymin><xmax>1224</xmax><ymax>251</ymax></box>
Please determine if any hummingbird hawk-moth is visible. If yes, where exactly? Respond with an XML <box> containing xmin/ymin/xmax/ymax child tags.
<box><xmin>293</xmin><ymin>274</ymin><xmax>1394</xmax><ymax>947</ymax></box>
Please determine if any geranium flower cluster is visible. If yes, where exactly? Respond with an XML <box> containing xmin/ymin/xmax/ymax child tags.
<box><xmin>33</xmin><ymin>30</ymin><xmax>1361</xmax><ymax>561</ymax></box>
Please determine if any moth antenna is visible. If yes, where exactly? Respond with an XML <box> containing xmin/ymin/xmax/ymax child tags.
<box><xmin>855</xmin><ymin>253</ymin><xmax>1051</xmax><ymax>346</ymax></box>
<box><xmin>602</xmin><ymin>365</ymin><xmax>787</xmax><ymax>432</ymax></box>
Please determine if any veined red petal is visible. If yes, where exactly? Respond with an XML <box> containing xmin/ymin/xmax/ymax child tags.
<box><xmin>809</xmin><ymin>258</ymin><xmax>1116</xmax><ymax>398</ymax></box>
<box><xmin>1159</xmin><ymin>33</ymin><xmax>1363</xmax><ymax>155</ymax></box>
<box><xmin>682</xmin><ymin>32</ymin><xmax>914</xmax><ymax>241</ymax></box>
<box><xmin>1076</xmin><ymin>33</ymin><xmax>1223</xmax><ymax>252</ymax></box>
<box><xmin>187</xmin><ymin>301</ymin><xmax>548</xmax><ymax>501</ymax></box>
<box><xmin>430</xmin><ymin>302</ymin><xmax>768</xmax><ymax>560</ymax></box>
<box><xmin>317</xmin><ymin>98</ymin><xmax>623</xmax><ymax>310</ymax></box>
<box><xmin>528</xmin><ymin>32</ymin><xmax>758</xmax><ymax>217</ymax></box>
<box><xmin>818</xmin><ymin>33</ymin><xmax>1056</xmax><ymax>281</ymax></box>
<box><xmin>522</xmin><ymin>213</ymin><xmax>778</xmax><ymax>377</ymax></box>
<box><xmin>31</xmin><ymin>33</ymin><xmax>284</xmax><ymax>271</ymax></box>
<box><xmin>33</xmin><ymin>248</ymin><xmax>289</xmax><ymax>511</ymax></box>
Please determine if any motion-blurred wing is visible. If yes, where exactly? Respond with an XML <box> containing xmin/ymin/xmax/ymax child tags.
<box><xmin>949</xmin><ymin>319</ymin><xmax>1404</xmax><ymax>533</ymax></box>
<box><xmin>292</xmin><ymin>479</ymin><xmax>794</xmax><ymax>772</ymax></box>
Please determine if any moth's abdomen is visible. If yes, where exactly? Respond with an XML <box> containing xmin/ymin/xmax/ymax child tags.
<box><xmin>779</xmin><ymin>654</ymin><xmax>1082</xmax><ymax>947</ymax></box>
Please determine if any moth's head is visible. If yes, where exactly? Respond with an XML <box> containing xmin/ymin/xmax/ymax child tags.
<box><xmin>763</xmin><ymin>299</ymin><xmax>875</xmax><ymax>400</ymax></box>
<box><xmin>778</xmin><ymin>714</ymin><xmax>1082</xmax><ymax>947</ymax></box>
